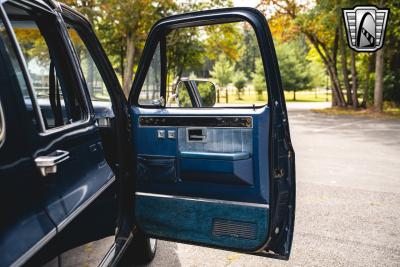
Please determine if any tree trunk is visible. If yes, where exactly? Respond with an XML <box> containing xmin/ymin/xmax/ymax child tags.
<box><xmin>374</xmin><ymin>48</ymin><xmax>384</xmax><ymax>112</ymax></box>
<box><xmin>120</xmin><ymin>44</ymin><xmax>125</xmax><ymax>82</ymax></box>
<box><xmin>339</xmin><ymin>24</ymin><xmax>352</xmax><ymax>105</ymax></box>
<box><xmin>350</xmin><ymin>50</ymin><xmax>358</xmax><ymax>108</ymax></box>
<box><xmin>331</xmin><ymin>28</ymin><xmax>346</xmax><ymax>107</ymax></box>
<box><xmin>327</xmin><ymin>63</ymin><xmax>346</xmax><ymax>107</ymax></box>
<box><xmin>362</xmin><ymin>54</ymin><xmax>374</xmax><ymax>108</ymax></box>
<box><xmin>87</xmin><ymin>54</ymin><xmax>94</xmax><ymax>96</ymax></box>
<box><xmin>123</xmin><ymin>34</ymin><xmax>136</xmax><ymax>97</ymax></box>
<box><xmin>306</xmin><ymin>32</ymin><xmax>346</xmax><ymax>107</ymax></box>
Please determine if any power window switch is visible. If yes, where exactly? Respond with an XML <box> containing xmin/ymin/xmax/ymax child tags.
<box><xmin>168</xmin><ymin>130</ymin><xmax>176</xmax><ymax>139</ymax></box>
<box><xmin>157</xmin><ymin>130</ymin><xmax>165</xmax><ymax>139</ymax></box>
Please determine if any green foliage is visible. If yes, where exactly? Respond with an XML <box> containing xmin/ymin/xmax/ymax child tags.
<box><xmin>384</xmin><ymin>71</ymin><xmax>400</xmax><ymax>105</ymax></box>
<box><xmin>166</xmin><ymin>27</ymin><xmax>205</xmax><ymax>81</ymax></box>
<box><xmin>236</xmin><ymin>27</ymin><xmax>260</xmax><ymax>79</ymax></box>
<box><xmin>197</xmin><ymin>81</ymin><xmax>216</xmax><ymax>107</ymax></box>
<box><xmin>275</xmin><ymin>40</ymin><xmax>311</xmax><ymax>92</ymax></box>
<box><xmin>176</xmin><ymin>81</ymin><xmax>216</xmax><ymax>107</ymax></box>
<box><xmin>14</xmin><ymin>28</ymin><xmax>49</xmax><ymax>66</ymax></box>
<box><xmin>384</xmin><ymin>0</ymin><xmax>400</xmax><ymax>105</ymax></box>
<box><xmin>58</xmin><ymin>0</ymin><xmax>400</xmax><ymax>106</ymax></box>
<box><xmin>252</xmin><ymin>59</ymin><xmax>266</xmax><ymax>100</ymax></box>
<box><xmin>210</xmin><ymin>54</ymin><xmax>235</xmax><ymax>88</ymax></box>
<box><xmin>204</xmin><ymin>23</ymin><xmax>242</xmax><ymax>62</ymax></box>
<box><xmin>177</xmin><ymin>83</ymin><xmax>192</xmax><ymax>107</ymax></box>
<box><xmin>233</xmin><ymin>70</ymin><xmax>246</xmax><ymax>99</ymax></box>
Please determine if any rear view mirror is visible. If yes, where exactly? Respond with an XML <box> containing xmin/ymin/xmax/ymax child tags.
<box><xmin>175</xmin><ymin>79</ymin><xmax>216</xmax><ymax>108</ymax></box>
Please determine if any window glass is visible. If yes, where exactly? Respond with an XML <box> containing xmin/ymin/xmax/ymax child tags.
<box><xmin>138</xmin><ymin>43</ymin><xmax>161</xmax><ymax>105</ymax></box>
<box><xmin>6</xmin><ymin>4</ymin><xmax>85</xmax><ymax>130</ymax></box>
<box><xmin>0</xmin><ymin>18</ymin><xmax>37</xmax><ymax>128</ymax></box>
<box><xmin>67</xmin><ymin>28</ymin><xmax>111</xmax><ymax>103</ymax></box>
<box><xmin>165</xmin><ymin>21</ymin><xmax>267</xmax><ymax>108</ymax></box>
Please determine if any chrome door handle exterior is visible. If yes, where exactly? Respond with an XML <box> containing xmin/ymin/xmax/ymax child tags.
<box><xmin>35</xmin><ymin>150</ymin><xmax>69</xmax><ymax>176</ymax></box>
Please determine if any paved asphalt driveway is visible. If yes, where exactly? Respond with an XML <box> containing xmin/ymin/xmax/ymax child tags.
<box><xmin>142</xmin><ymin>102</ymin><xmax>400</xmax><ymax>267</ymax></box>
<box><xmin>59</xmin><ymin>102</ymin><xmax>400</xmax><ymax>267</ymax></box>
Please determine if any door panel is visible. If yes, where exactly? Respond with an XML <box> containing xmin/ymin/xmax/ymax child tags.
<box><xmin>135</xmin><ymin>194</ymin><xmax>268</xmax><ymax>251</ymax></box>
<box><xmin>130</xmin><ymin>8</ymin><xmax>295</xmax><ymax>259</ymax></box>
<box><xmin>132</xmin><ymin>106</ymin><xmax>271</xmax><ymax>251</ymax></box>
<box><xmin>132</xmin><ymin>107</ymin><xmax>269</xmax><ymax>203</ymax></box>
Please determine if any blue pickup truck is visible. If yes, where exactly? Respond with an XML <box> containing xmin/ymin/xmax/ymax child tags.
<box><xmin>0</xmin><ymin>0</ymin><xmax>295</xmax><ymax>266</ymax></box>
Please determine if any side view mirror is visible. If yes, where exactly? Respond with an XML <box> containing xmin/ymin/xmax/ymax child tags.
<box><xmin>151</xmin><ymin>96</ymin><xmax>165</xmax><ymax>107</ymax></box>
<box><xmin>175</xmin><ymin>79</ymin><xmax>216</xmax><ymax>108</ymax></box>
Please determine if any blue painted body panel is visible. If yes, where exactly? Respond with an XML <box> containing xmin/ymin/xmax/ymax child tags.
<box><xmin>0</xmin><ymin>4</ymin><xmax>117</xmax><ymax>265</ymax></box>
<box><xmin>0</xmin><ymin>23</ymin><xmax>57</xmax><ymax>266</ymax></box>
<box><xmin>35</xmin><ymin>126</ymin><xmax>115</xmax><ymax>227</ymax></box>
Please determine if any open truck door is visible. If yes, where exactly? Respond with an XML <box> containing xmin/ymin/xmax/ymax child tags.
<box><xmin>129</xmin><ymin>8</ymin><xmax>295</xmax><ymax>259</ymax></box>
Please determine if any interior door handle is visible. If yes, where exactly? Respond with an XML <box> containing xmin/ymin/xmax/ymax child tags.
<box><xmin>187</xmin><ymin>128</ymin><xmax>207</xmax><ymax>142</ymax></box>
<box><xmin>35</xmin><ymin>150</ymin><xmax>69</xmax><ymax>177</ymax></box>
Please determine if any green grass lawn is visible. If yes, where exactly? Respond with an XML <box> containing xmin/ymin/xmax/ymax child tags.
<box><xmin>284</xmin><ymin>91</ymin><xmax>331</xmax><ymax>102</ymax></box>
<box><xmin>312</xmin><ymin>106</ymin><xmax>400</xmax><ymax>120</ymax></box>
<box><xmin>218</xmin><ymin>89</ymin><xmax>331</xmax><ymax>105</ymax></box>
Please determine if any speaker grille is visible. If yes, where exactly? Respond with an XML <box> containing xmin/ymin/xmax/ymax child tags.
<box><xmin>212</xmin><ymin>219</ymin><xmax>257</xmax><ymax>240</ymax></box>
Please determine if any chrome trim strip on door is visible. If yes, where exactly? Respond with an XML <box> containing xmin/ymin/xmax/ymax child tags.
<box><xmin>57</xmin><ymin>176</ymin><xmax>116</xmax><ymax>231</ymax></box>
<box><xmin>98</xmin><ymin>242</ymin><xmax>117</xmax><ymax>267</ymax></box>
<box><xmin>138</xmin><ymin>115</ymin><xmax>254</xmax><ymax>128</ymax></box>
<box><xmin>135</xmin><ymin>192</ymin><xmax>269</xmax><ymax>209</ymax></box>
<box><xmin>0</xmin><ymin>100</ymin><xmax>5</xmax><ymax>148</ymax></box>
<box><xmin>10</xmin><ymin>228</ymin><xmax>57</xmax><ymax>267</ymax></box>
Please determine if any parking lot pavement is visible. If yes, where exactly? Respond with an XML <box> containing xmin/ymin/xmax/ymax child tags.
<box><xmin>61</xmin><ymin>102</ymin><xmax>399</xmax><ymax>266</ymax></box>
<box><xmin>144</xmin><ymin>102</ymin><xmax>400</xmax><ymax>267</ymax></box>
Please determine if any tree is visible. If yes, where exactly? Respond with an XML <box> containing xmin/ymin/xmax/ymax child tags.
<box><xmin>339</xmin><ymin>22</ymin><xmax>352</xmax><ymax>106</ymax></box>
<box><xmin>210</xmin><ymin>54</ymin><xmax>235</xmax><ymax>89</ymax></box>
<box><xmin>360</xmin><ymin>53</ymin><xmax>374</xmax><ymax>108</ymax></box>
<box><xmin>374</xmin><ymin>48</ymin><xmax>384</xmax><ymax>112</ymax></box>
<box><xmin>233</xmin><ymin>70</ymin><xmax>246</xmax><ymax>100</ymax></box>
<box><xmin>236</xmin><ymin>26</ymin><xmax>259</xmax><ymax>79</ymax></box>
<box><xmin>166</xmin><ymin>27</ymin><xmax>205</xmax><ymax>86</ymax></box>
<box><xmin>350</xmin><ymin>50</ymin><xmax>358</xmax><ymax>108</ymax></box>
<box><xmin>252</xmin><ymin>59</ymin><xmax>266</xmax><ymax>100</ymax></box>
<box><xmin>106</xmin><ymin>0</ymin><xmax>176</xmax><ymax>96</ymax></box>
<box><xmin>260</xmin><ymin>0</ymin><xmax>347</xmax><ymax>107</ymax></box>
<box><xmin>275</xmin><ymin>40</ymin><xmax>311</xmax><ymax>100</ymax></box>
<box><xmin>382</xmin><ymin>0</ymin><xmax>400</xmax><ymax>106</ymax></box>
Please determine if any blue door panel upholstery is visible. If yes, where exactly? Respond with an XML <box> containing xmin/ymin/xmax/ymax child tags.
<box><xmin>136</xmin><ymin>127</ymin><xmax>178</xmax><ymax>157</ymax></box>
<box><xmin>137</xmin><ymin>155</ymin><xmax>177</xmax><ymax>183</ymax></box>
<box><xmin>135</xmin><ymin>194</ymin><xmax>269</xmax><ymax>251</ymax></box>
<box><xmin>132</xmin><ymin>106</ymin><xmax>271</xmax><ymax>250</ymax></box>
<box><xmin>180</xmin><ymin>157</ymin><xmax>253</xmax><ymax>185</ymax></box>
<box><xmin>178</xmin><ymin>128</ymin><xmax>253</xmax><ymax>154</ymax></box>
